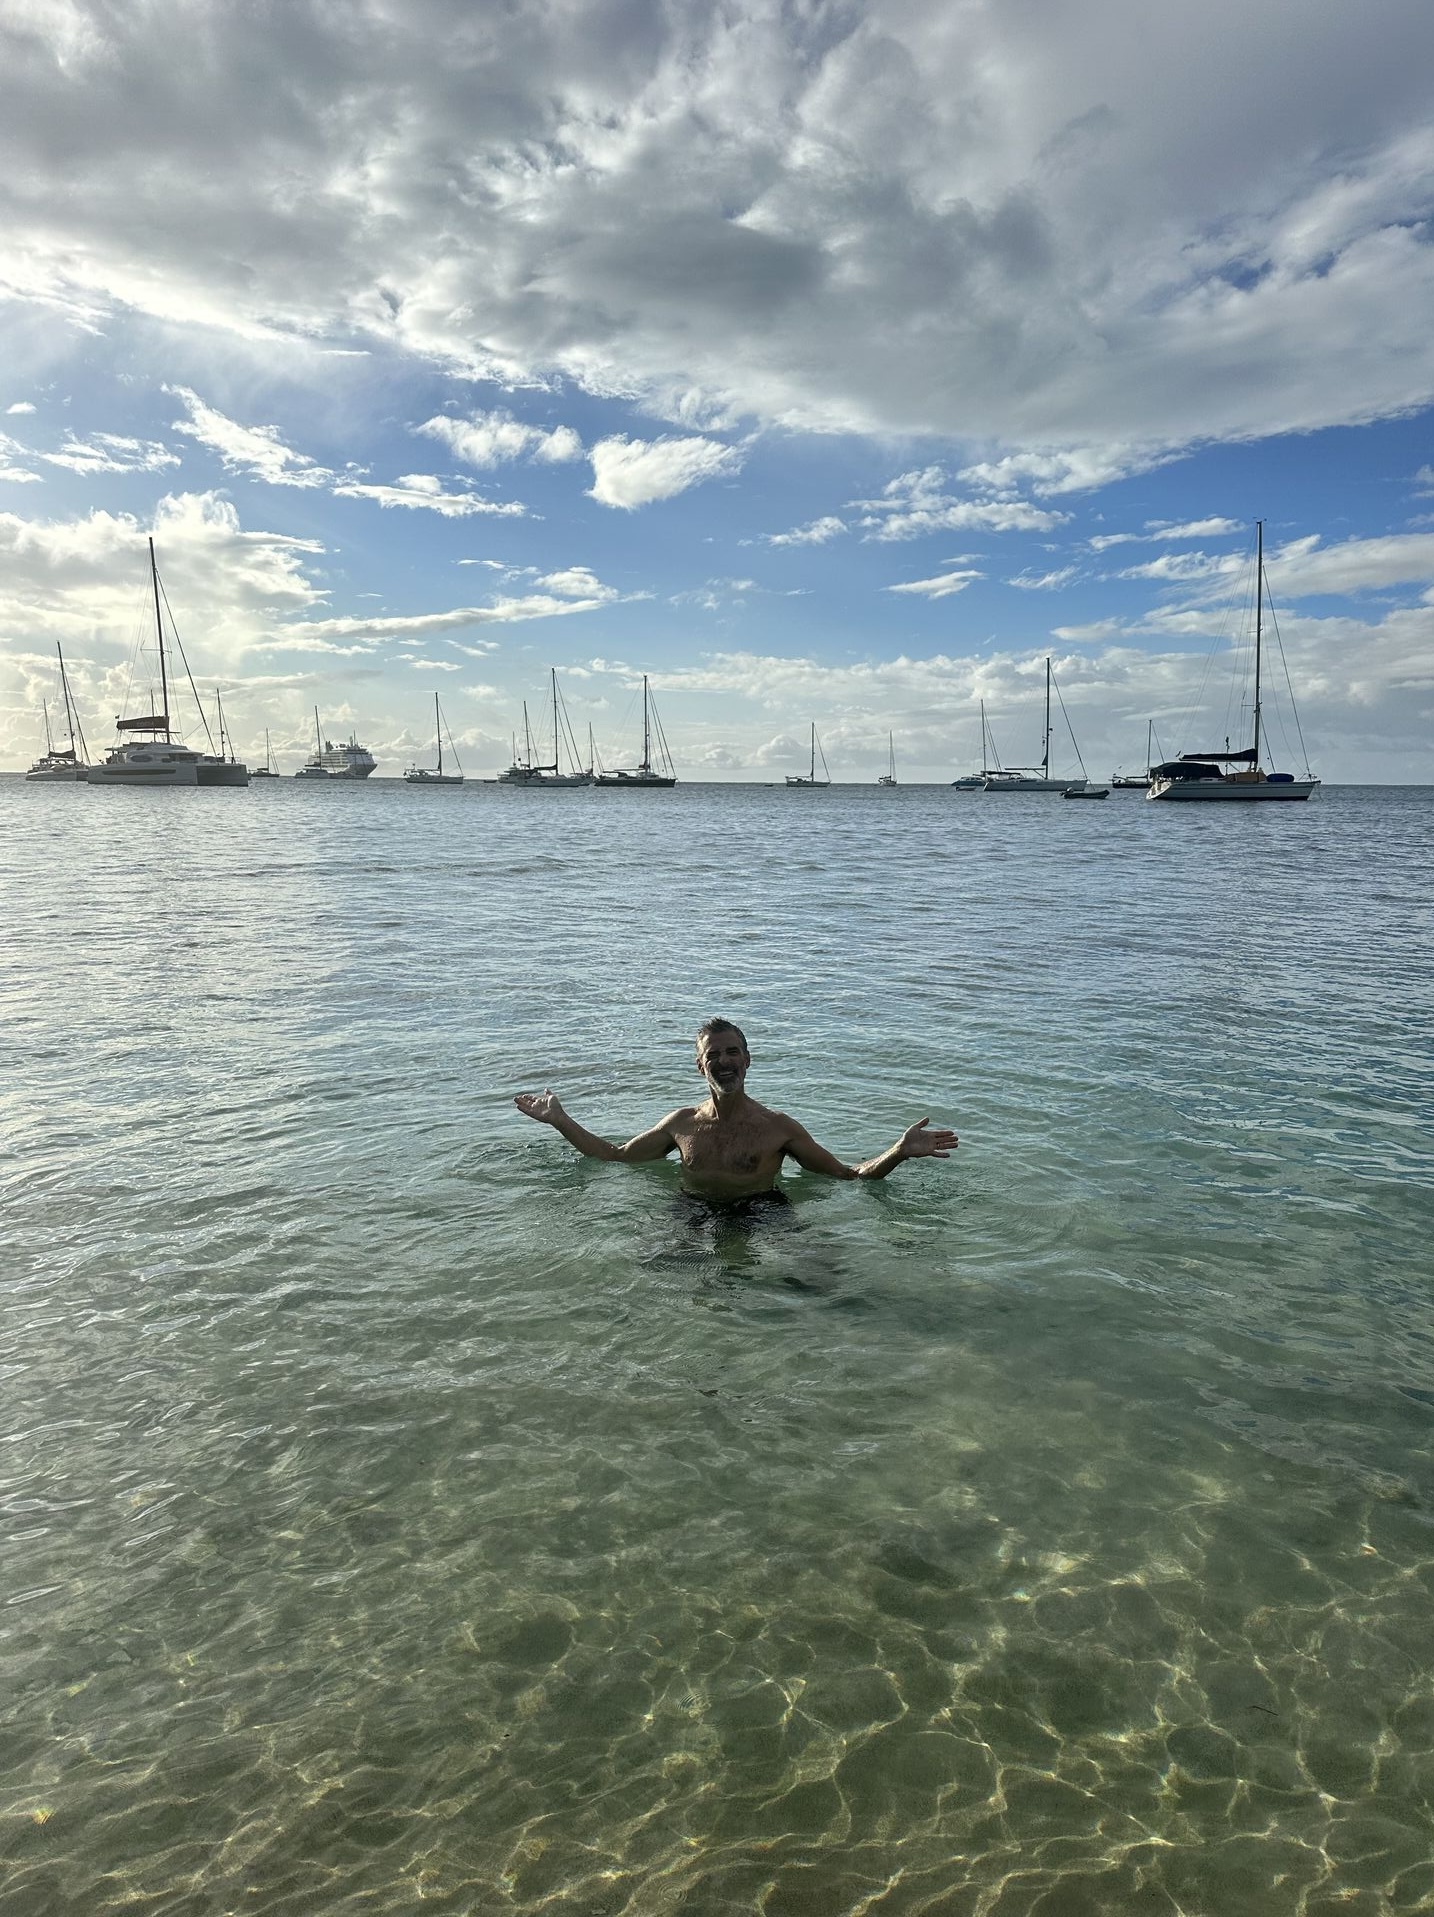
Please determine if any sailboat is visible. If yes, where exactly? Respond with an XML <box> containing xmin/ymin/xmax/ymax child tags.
<box><xmin>88</xmin><ymin>541</ymin><xmax>248</xmax><ymax>787</ymax></box>
<box><xmin>26</xmin><ymin>645</ymin><xmax>90</xmax><ymax>781</ymax></box>
<box><xmin>251</xmin><ymin>729</ymin><xmax>280</xmax><ymax>778</ymax></box>
<box><xmin>982</xmin><ymin>659</ymin><xmax>1088</xmax><ymax>794</ymax></box>
<box><xmin>594</xmin><ymin>675</ymin><xmax>676</xmax><ymax>787</ymax></box>
<box><xmin>295</xmin><ymin>707</ymin><xmax>330</xmax><ymax>777</ymax></box>
<box><xmin>498</xmin><ymin>670</ymin><xmax>591</xmax><ymax>786</ymax></box>
<box><xmin>405</xmin><ymin>694</ymin><xmax>464</xmax><ymax>785</ymax></box>
<box><xmin>877</xmin><ymin>733</ymin><xmax>897</xmax><ymax>786</ymax></box>
<box><xmin>1111</xmin><ymin>721</ymin><xmax>1158</xmax><ymax>790</ymax></box>
<box><xmin>950</xmin><ymin>703</ymin><xmax>989</xmax><ymax>788</ymax></box>
<box><xmin>786</xmin><ymin>723</ymin><xmax>831</xmax><ymax>788</ymax></box>
<box><xmin>1147</xmin><ymin>521</ymin><xmax>1320</xmax><ymax>802</ymax></box>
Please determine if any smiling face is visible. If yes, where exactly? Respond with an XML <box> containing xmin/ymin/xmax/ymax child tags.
<box><xmin>696</xmin><ymin>1026</ymin><xmax>750</xmax><ymax>1097</ymax></box>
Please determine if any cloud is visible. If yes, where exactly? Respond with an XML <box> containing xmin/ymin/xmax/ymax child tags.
<box><xmin>6</xmin><ymin>402</ymin><xmax>36</xmax><ymax>415</ymax></box>
<box><xmin>38</xmin><ymin>432</ymin><xmax>180</xmax><ymax>476</ymax></box>
<box><xmin>417</xmin><ymin>411</ymin><xmax>583</xmax><ymax>467</ymax></box>
<box><xmin>1008</xmin><ymin>567</ymin><xmax>1080</xmax><ymax>591</ymax></box>
<box><xmin>855</xmin><ymin>468</ymin><xmax>1066</xmax><ymax>542</ymax></box>
<box><xmin>1089</xmin><ymin>516</ymin><xmax>1242</xmax><ymax>550</ymax></box>
<box><xmin>331</xmin><ymin>473</ymin><xmax>527</xmax><ymax>517</ymax></box>
<box><xmin>168</xmin><ymin>387</ymin><xmax>334</xmax><ymax>488</ymax></box>
<box><xmin>588</xmin><ymin>435</ymin><xmax>743</xmax><ymax>509</ymax></box>
<box><xmin>766</xmin><ymin>515</ymin><xmax>846</xmax><ymax>547</ymax></box>
<box><xmin>9</xmin><ymin>5</ymin><xmax>1432</xmax><ymax>456</ymax></box>
<box><xmin>887</xmin><ymin>569</ymin><xmax>983</xmax><ymax>599</ymax></box>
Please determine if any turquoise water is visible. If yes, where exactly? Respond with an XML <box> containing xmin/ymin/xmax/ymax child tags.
<box><xmin>3</xmin><ymin>779</ymin><xmax>1433</xmax><ymax>1915</ymax></box>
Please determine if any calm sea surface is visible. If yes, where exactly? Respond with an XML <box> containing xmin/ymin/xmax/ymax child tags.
<box><xmin>3</xmin><ymin>778</ymin><xmax>1433</xmax><ymax>1916</ymax></box>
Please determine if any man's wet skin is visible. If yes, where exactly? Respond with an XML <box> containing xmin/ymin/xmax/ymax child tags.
<box><xmin>514</xmin><ymin>1021</ymin><xmax>957</xmax><ymax>1198</ymax></box>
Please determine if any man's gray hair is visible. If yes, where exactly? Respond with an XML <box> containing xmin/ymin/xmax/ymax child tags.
<box><xmin>695</xmin><ymin>1017</ymin><xmax>748</xmax><ymax>1051</ymax></box>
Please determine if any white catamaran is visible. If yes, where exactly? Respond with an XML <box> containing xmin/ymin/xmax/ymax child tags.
<box><xmin>1147</xmin><ymin>521</ymin><xmax>1320</xmax><ymax>803</ymax></box>
<box><xmin>88</xmin><ymin>540</ymin><xmax>248</xmax><ymax>787</ymax></box>
<box><xmin>405</xmin><ymin>694</ymin><xmax>464</xmax><ymax>785</ymax></box>
<box><xmin>983</xmin><ymin>659</ymin><xmax>1089</xmax><ymax>794</ymax></box>
<box><xmin>594</xmin><ymin>676</ymin><xmax>676</xmax><ymax>787</ymax></box>
<box><xmin>26</xmin><ymin>644</ymin><xmax>90</xmax><ymax>782</ymax></box>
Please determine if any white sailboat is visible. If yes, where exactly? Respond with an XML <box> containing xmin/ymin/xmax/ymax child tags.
<box><xmin>786</xmin><ymin>723</ymin><xmax>831</xmax><ymax>787</ymax></box>
<box><xmin>982</xmin><ymin>659</ymin><xmax>1089</xmax><ymax>794</ymax></box>
<box><xmin>25</xmin><ymin>645</ymin><xmax>90</xmax><ymax>781</ymax></box>
<box><xmin>498</xmin><ymin>670</ymin><xmax>592</xmax><ymax>786</ymax></box>
<box><xmin>594</xmin><ymin>676</ymin><xmax>676</xmax><ymax>787</ymax></box>
<box><xmin>251</xmin><ymin>729</ymin><xmax>280</xmax><ymax>778</ymax></box>
<box><xmin>950</xmin><ymin>703</ymin><xmax>988</xmax><ymax>788</ymax></box>
<box><xmin>1147</xmin><ymin>521</ymin><xmax>1320</xmax><ymax>803</ymax></box>
<box><xmin>1111</xmin><ymin>720</ymin><xmax>1158</xmax><ymax>790</ymax></box>
<box><xmin>877</xmin><ymin>733</ymin><xmax>897</xmax><ymax>786</ymax></box>
<box><xmin>88</xmin><ymin>540</ymin><xmax>248</xmax><ymax>787</ymax></box>
<box><xmin>295</xmin><ymin>707</ymin><xmax>330</xmax><ymax>777</ymax></box>
<box><xmin>405</xmin><ymin>694</ymin><xmax>464</xmax><ymax>785</ymax></box>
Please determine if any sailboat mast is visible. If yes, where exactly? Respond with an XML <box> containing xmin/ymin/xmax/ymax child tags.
<box><xmin>215</xmin><ymin>688</ymin><xmax>228</xmax><ymax>760</ymax></box>
<box><xmin>1252</xmin><ymin>519</ymin><xmax>1264</xmax><ymax>765</ymax></box>
<box><xmin>1146</xmin><ymin>717</ymin><xmax>1153</xmax><ymax>777</ymax></box>
<box><xmin>810</xmin><ymin>722</ymin><xmax>816</xmax><ymax>781</ymax></box>
<box><xmin>42</xmin><ymin>699</ymin><xmax>53</xmax><ymax>755</ymax></box>
<box><xmin>314</xmin><ymin>705</ymin><xmax>322</xmax><ymax>762</ymax></box>
<box><xmin>58</xmin><ymin>644</ymin><xmax>80</xmax><ymax>758</ymax></box>
<box><xmin>642</xmin><ymin>676</ymin><xmax>651</xmax><ymax>772</ymax></box>
<box><xmin>435</xmin><ymin>692</ymin><xmax>443</xmax><ymax>774</ymax></box>
<box><xmin>1042</xmin><ymin>658</ymin><xmax>1051</xmax><ymax>776</ymax></box>
<box><xmin>149</xmin><ymin>537</ymin><xmax>171</xmax><ymax>741</ymax></box>
<box><xmin>552</xmin><ymin>668</ymin><xmax>560</xmax><ymax>773</ymax></box>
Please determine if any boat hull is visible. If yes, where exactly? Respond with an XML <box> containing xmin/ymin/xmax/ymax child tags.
<box><xmin>25</xmin><ymin>763</ymin><xmax>88</xmax><ymax>782</ymax></box>
<box><xmin>1147</xmin><ymin>778</ymin><xmax>1320</xmax><ymax>802</ymax></box>
<box><xmin>404</xmin><ymin>770</ymin><xmax>464</xmax><ymax>785</ymax></box>
<box><xmin>984</xmin><ymin>776</ymin><xmax>1088</xmax><ymax>794</ymax></box>
<box><xmin>594</xmin><ymin>772</ymin><xmax>676</xmax><ymax>788</ymax></box>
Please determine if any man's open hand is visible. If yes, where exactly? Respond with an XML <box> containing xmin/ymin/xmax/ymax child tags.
<box><xmin>514</xmin><ymin>1090</ymin><xmax>564</xmax><ymax>1125</ymax></box>
<box><xmin>900</xmin><ymin>1117</ymin><xmax>958</xmax><ymax>1159</ymax></box>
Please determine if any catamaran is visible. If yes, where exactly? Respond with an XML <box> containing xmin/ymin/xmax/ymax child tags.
<box><xmin>88</xmin><ymin>540</ymin><xmax>248</xmax><ymax>787</ymax></box>
<box><xmin>786</xmin><ymin>723</ymin><xmax>831</xmax><ymax>787</ymax></box>
<box><xmin>405</xmin><ymin>694</ymin><xmax>464</xmax><ymax>785</ymax></box>
<box><xmin>1147</xmin><ymin>521</ymin><xmax>1320</xmax><ymax>802</ymax></box>
<box><xmin>982</xmin><ymin>659</ymin><xmax>1089</xmax><ymax>794</ymax></box>
<box><xmin>25</xmin><ymin>644</ymin><xmax>90</xmax><ymax>782</ymax></box>
<box><xmin>594</xmin><ymin>676</ymin><xmax>676</xmax><ymax>787</ymax></box>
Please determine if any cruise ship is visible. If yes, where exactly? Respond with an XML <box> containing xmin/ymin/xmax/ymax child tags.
<box><xmin>297</xmin><ymin>710</ymin><xmax>377</xmax><ymax>778</ymax></box>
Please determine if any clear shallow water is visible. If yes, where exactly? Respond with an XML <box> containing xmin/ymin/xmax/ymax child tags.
<box><xmin>2</xmin><ymin>778</ymin><xmax>1433</xmax><ymax>1916</ymax></box>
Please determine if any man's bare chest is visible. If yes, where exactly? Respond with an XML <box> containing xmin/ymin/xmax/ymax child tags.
<box><xmin>674</xmin><ymin>1113</ymin><xmax>786</xmax><ymax>1173</ymax></box>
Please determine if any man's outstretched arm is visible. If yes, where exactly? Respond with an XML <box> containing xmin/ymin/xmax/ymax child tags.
<box><xmin>514</xmin><ymin>1090</ymin><xmax>678</xmax><ymax>1165</ymax></box>
<box><xmin>783</xmin><ymin>1116</ymin><xmax>959</xmax><ymax>1182</ymax></box>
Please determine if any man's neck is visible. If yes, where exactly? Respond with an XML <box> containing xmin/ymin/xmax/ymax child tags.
<box><xmin>703</xmin><ymin>1084</ymin><xmax>750</xmax><ymax>1119</ymax></box>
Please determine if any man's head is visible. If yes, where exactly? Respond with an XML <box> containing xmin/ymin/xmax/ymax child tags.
<box><xmin>695</xmin><ymin>1018</ymin><xmax>750</xmax><ymax>1095</ymax></box>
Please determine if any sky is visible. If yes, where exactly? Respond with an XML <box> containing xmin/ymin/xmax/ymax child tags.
<box><xmin>3</xmin><ymin>0</ymin><xmax>1434</xmax><ymax>782</ymax></box>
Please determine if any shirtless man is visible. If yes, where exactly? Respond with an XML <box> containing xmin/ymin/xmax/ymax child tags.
<box><xmin>514</xmin><ymin>1018</ymin><xmax>958</xmax><ymax>1201</ymax></box>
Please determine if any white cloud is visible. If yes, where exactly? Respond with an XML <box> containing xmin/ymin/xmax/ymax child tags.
<box><xmin>587</xmin><ymin>435</ymin><xmax>742</xmax><ymax>509</ymax></box>
<box><xmin>1</xmin><ymin>6</ymin><xmax>1432</xmax><ymax>464</ymax></box>
<box><xmin>887</xmin><ymin>570</ymin><xmax>983</xmax><ymax>599</ymax></box>
<box><xmin>1009</xmin><ymin>567</ymin><xmax>1080</xmax><ymax>591</ymax></box>
<box><xmin>417</xmin><ymin>411</ymin><xmax>583</xmax><ymax>467</ymax></box>
<box><xmin>1090</xmin><ymin>516</ymin><xmax>1242</xmax><ymax>551</ymax></box>
<box><xmin>855</xmin><ymin>468</ymin><xmax>1066</xmax><ymax>542</ymax></box>
<box><xmin>766</xmin><ymin>515</ymin><xmax>846</xmax><ymax>547</ymax></box>
<box><xmin>6</xmin><ymin>402</ymin><xmax>36</xmax><ymax>415</ymax></box>
<box><xmin>168</xmin><ymin>387</ymin><xmax>334</xmax><ymax>488</ymax></box>
<box><xmin>38</xmin><ymin>432</ymin><xmax>179</xmax><ymax>476</ymax></box>
<box><xmin>331</xmin><ymin>473</ymin><xmax>527</xmax><ymax>517</ymax></box>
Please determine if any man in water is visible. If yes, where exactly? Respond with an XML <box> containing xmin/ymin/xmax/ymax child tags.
<box><xmin>514</xmin><ymin>1018</ymin><xmax>958</xmax><ymax>1201</ymax></box>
